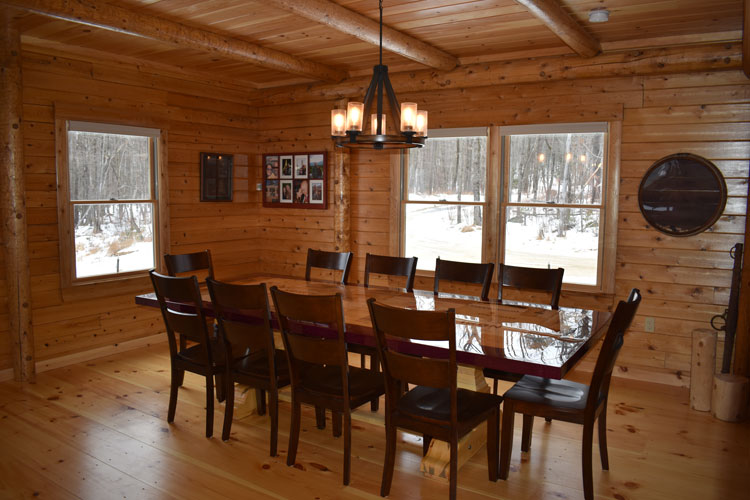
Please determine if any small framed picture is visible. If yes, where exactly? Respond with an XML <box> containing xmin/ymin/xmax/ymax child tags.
<box><xmin>293</xmin><ymin>179</ymin><xmax>309</xmax><ymax>203</ymax></box>
<box><xmin>262</xmin><ymin>152</ymin><xmax>326</xmax><ymax>209</ymax></box>
<box><xmin>294</xmin><ymin>155</ymin><xmax>308</xmax><ymax>178</ymax></box>
<box><xmin>310</xmin><ymin>179</ymin><xmax>324</xmax><ymax>204</ymax></box>
<box><xmin>280</xmin><ymin>155</ymin><xmax>293</xmax><ymax>178</ymax></box>
<box><xmin>280</xmin><ymin>180</ymin><xmax>293</xmax><ymax>203</ymax></box>
<box><xmin>265</xmin><ymin>180</ymin><xmax>279</xmax><ymax>203</ymax></box>
<box><xmin>200</xmin><ymin>152</ymin><xmax>233</xmax><ymax>202</ymax></box>
<box><xmin>309</xmin><ymin>154</ymin><xmax>324</xmax><ymax>179</ymax></box>
<box><xmin>264</xmin><ymin>155</ymin><xmax>279</xmax><ymax>179</ymax></box>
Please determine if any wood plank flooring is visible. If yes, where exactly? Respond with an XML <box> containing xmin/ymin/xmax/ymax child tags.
<box><xmin>0</xmin><ymin>342</ymin><xmax>747</xmax><ymax>499</ymax></box>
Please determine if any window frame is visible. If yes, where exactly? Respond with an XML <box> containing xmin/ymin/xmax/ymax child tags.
<box><xmin>498</xmin><ymin>122</ymin><xmax>617</xmax><ymax>293</ymax></box>
<box><xmin>399</xmin><ymin>127</ymin><xmax>492</xmax><ymax>271</ymax></box>
<box><xmin>395</xmin><ymin>122</ymin><xmax>620</xmax><ymax>295</ymax></box>
<box><xmin>56</xmin><ymin>118</ymin><xmax>169</xmax><ymax>287</ymax></box>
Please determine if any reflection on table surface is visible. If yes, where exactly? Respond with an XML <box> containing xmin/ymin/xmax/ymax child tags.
<box><xmin>136</xmin><ymin>275</ymin><xmax>611</xmax><ymax>379</ymax></box>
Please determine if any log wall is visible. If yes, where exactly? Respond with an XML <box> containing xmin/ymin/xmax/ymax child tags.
<box><xmin>2</xmin><ymin>42</ymin><xmax>748</xmax><ymax>389</ymax></box>
<box><xmin>0</xmin><ymin>44</ymin><xmax>261</xmax><ymax>373</ymax></box>
<box><xmin>254</xmin><ymin>71</ymin><xmax>750</xmax><ymax>388</ymax></box>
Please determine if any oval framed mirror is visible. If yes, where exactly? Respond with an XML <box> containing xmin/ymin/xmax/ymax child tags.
<box><xmin>638</xmin><ymin>153</ymin><xmax>727</xmax><ymax>237</ymax></box>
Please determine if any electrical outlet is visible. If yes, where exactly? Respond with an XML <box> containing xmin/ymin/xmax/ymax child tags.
<box><xmin>644</xmin><ymin>317</ymin><xmax>655</xmax><ymax>333</ymax></box>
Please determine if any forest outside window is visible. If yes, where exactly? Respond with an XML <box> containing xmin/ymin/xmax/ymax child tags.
<box><xmin>500</xmin><ymin>123</ymin><xmax>608</xmax><ymax>287</ymax></box>
<box><xmin>402</xmin><ymin>128</ymin><xmax>488</xmax><ymax>271</ymax></box>
<box><xmin>60</xmin><ymin>121</ymin><xmax>161</xmax><ymax>283</ymax></box>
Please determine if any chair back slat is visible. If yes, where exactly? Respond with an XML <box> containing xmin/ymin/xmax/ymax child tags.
<box><xmin>305</xmin><ymin>248</ymin><xmax>353</xmax><ymax>284</ymax></box>
<box><xmin>164</xmin><ymin>250</ymin><xmax>214</xmax><ymax>280</ymax></box>
<box><xmin>587</xmin><ymin>289</ymin><xmax>641</xmax><ymax>410</ymax></box>
<box><xmin>385</xmin><ymin>351</ymin><xmax>451</xmax><ymax>388</ymax></box>
<box><xmin>498</xmin><ymin>264</ymin><xmax>564</xmax><ymax>308</ymax></box>
<box><xmin>150</xmin><ymin>270</ymin><xmax>213</xmax><ymax>356</ymax></box>
<box><xmin>368</xmin><ymin>298</ymin><xmax>457</xmax><ymax>394</ymax></box>
<box><xmin>364</xmin><ymin>253</ymin><xmax>418</xmax><ymax>292</ymax></box>
<box><xmin>206</xmin><ymin>279</ymin><xmax>275</xmax><ymax>362</ymax></box>
<box><xmin>270</xmin><ymin>286</ymin><xmax>349</xmax><ymax>386</ymax></box>
<box><xmin>434</xmin><ymin>257</ymin><xmax>494</xmax><ymax>301</ymax></box>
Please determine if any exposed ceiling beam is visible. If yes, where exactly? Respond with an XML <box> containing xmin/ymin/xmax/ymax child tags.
<box><xmin>266</xmin><ymin>0</ymin><xmax>458</xmax><ymax>71</ymax></box>
<box><xmin>744</xmin><ymin>0</ymin><xmax>749</xmax><ymax>78</ymax></box>
<box><xmin>1</xmin><ymin>0</ymin><xmax>347</xmax><ymax>82</ymax></box>
<box><xmin>515</xmin><ymin>0</ymin><xmax>600</xmax><ymax>58</ymax></box>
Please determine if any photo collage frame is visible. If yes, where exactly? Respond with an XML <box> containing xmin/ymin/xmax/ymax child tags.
<box><xmin>263</xmin><ymin>152</ymin><xmax>327</xmax><ymax>209</ymax></box>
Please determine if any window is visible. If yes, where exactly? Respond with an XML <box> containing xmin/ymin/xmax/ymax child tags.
<box><xmin>402</xmin><ymin>129</ymin><xmax>488</xmax><ymax>271</ymax></box>
<box><xmin>500</xmin><ymin>123</ymin><xmax>609</xmax><ymax>287</ymax></box>
<box><xmin>58</xmin><ymin>121</ymin><xmax>163</xmax><ymax>284</ymax></box>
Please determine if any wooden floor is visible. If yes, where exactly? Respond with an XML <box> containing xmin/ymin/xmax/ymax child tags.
<box><xmin>0</xmin><ymin>342</ymin><xmax>748</xmax><ymax>500</ymax></box>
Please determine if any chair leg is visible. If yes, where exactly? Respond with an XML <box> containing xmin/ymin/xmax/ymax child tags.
<box><xmin>315</xmin><ymin>406</ymin><xmax>326</xmax><ymax>429</ymax></box>
<box><xmin>205</xmin><ymin>375</ymin><xmax>214</xmax><ymax>438</ymax></box>
<box><xmin>582</xmin><ymin>420</ymin><xmax>595</xmax><ymax>500</ymax></box>
<box><xmin>370</xmin><ymin>394</ymin><xmax>380</xmax><ymax>412</ymax></box>
<box><xmin>255</xmin><ymin>389</ymin><xmax>266</xmax><ymax>416</ymax></box>
<box><xmin>423</xmin><ymin>434</ymin><xmax>433</xmax><ymax>457</ymax></box>
<box><xmin>360</xmin><ymin>353</ymin><xmax>366</xmax><ymax>368</ymax></box>
<box><xmin>381</xmin><ymin>418</ymin><xmax>397</xmax><ymax>497</ymax></box>
<box><xmin>175</xmin><ymin>368</ymin><xmax>185</xmax><ymax>387</ymax></box>
<box><xmin>287</xmin><ymin>399</ymin><xmax>301</xmax><ymax>467</ymax></box>
<box><xmin>487</xmin><ymin>408</ymin><xmax>499</xmax><ymax>482</ymax></box>
<box><xmin>332</xmin><ymin>410</ymin><xmax>342</xmax><ymax>437</ymax></box>
<box><xmin>269</xmin><ymin>390</ymin><xmax>279</xmax><ymax>457</ymax></box>
<box><xmin>598</xmin><ymin>410</ymin><xmax>609</xmax><ymax>470</ymax></box>
<box><xmin>499</xmin><ymin>401</ymin><xmax>514</xmax><ymax>480</ymax></box>
<box><xmin>545</xmin><ymin>417</ymin><xmax>552</xmax><ymax>423</ymax></box>
<box><xmin>492</xmin><ymin>377</ymin><xmax>498</xmax><ymax>395</ymax></box>
<box><xmin>343</xmin><ymin>411</ymin><xmax>352</xmax><ymax>486</ymax></box>
<box><xmin>449</xmin><ymin>434</ymin><xmax>458</xmax><ymax>500</ymax></box>
<box><xmin>221</xmin><ymin>378</ymin><xmax>235</xmax><ymax>441</ymax></box>
<box><xmin>168</xmin><ymin>366</ymin><xmax>179</xmax><ymax>423</ymax></box>
<box><xmin>521</xmin><ymin>414</ymin><xmax>534</xmax><ymax>452</ymax></box>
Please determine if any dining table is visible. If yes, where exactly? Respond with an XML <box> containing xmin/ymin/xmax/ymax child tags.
<box><xmin>135</xmin><ymin>273</ymin><xmax>612</xmax><ymax>481</ymax></box>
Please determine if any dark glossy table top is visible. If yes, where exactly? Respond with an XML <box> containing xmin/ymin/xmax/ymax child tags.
<box><xmin>136</xmin><ymin>275</ymin><xmax>611</xmax><ymax>379</ymax></box>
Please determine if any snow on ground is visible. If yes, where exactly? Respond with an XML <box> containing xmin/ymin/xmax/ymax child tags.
<box><xmin>404</xmin><ymin>201</ymin><xmax>598</xmax><ymax>285</ymax></box>
<box><xmin>75</xmin><ymin>224</ymin><xmax>154</xmax><ymax>278</ymax></box>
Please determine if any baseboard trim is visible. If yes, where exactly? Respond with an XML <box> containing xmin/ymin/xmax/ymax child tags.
<box><xmin>0</xmin><ymin>334</ymin><xmax>166</xmax><ymax>382</ymax></box>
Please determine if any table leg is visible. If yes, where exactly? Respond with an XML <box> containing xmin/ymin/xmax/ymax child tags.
<box><xmin>420</xmin><ymin>365</ymin><xmax>498</xmax><ymax>481</ymax></box>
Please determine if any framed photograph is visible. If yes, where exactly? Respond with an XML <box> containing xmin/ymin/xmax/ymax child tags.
<box><xmin>294</xmin><ymin>155</ymin><xmax>308</xmax><ymax>178</ymax></box>
<box><xmin>263</xmin><ymin>152</ymin><xmax>327</xmax><ymax>209</ymax></box>
<box><xmin>280</xmin><ymin>180</ymin><xmax>293</xmax><ymax>203</ymax></box>
<box><xmin>310</xmin><ymin>179</ymin><xmax>324</xmax><ymax>204</ymax></box>
<box><xmin>309</xmin><ymin>154</ymin><xmax>324</xmax><ymax>179</ymax></box>
<box><xmin>265</xmin><ymin>180</ymin><xmax>280</xmax><ymax>203</ymax></box>
<box><xmin>280</xmin><ymin>155</ymin><xmax>293</xmax><ymax>178</ymax></box>
<box><xmin>200</xmin><ymin>152</ymin><xmax>233</xmax><ymax>202</ymax></box>
<box><xmin>265</xmin><ymin>155</ymin><xmax>279</xmax><ymax>179</ymax></box>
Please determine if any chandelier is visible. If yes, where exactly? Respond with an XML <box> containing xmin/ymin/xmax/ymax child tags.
<box><xmin>331</xmin><ymin>0</ymin><xmax>428</xmax><ymax>150</ymax></box>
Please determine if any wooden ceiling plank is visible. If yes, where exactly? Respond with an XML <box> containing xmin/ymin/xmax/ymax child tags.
<box><xmin>1</xmin><ymin>0</ymin><xmax>347</xmax><ymax>82</ymax></box>
<box><xmin>515</xmin><ymin>0</ymin><xmax>601</xmax><ymax>57</ymax></box>
<box><xmin>265</xmin><ymin>0</ymin><xmax>458</xmax><ymax>71</ymax></box>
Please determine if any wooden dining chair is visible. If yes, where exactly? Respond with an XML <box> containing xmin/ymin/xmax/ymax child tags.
<box><xmin>149</xmin><ymin>270</ymin><xmax>225</xmax><ymax>438</ymax></box>
<box><xmin>364</xmin><ymin>253</ymin><xmax>418</xmax><ymax>292</ymax></box>
<box><xmin>499</xmin><ymin>289</ymin><xmax>642</xmax><ymax>500</ymax></box>
<box><xmin>433</xmin><ymin>257</ymin><xmax>494</xmax><ymax>301</ymax></box>
<box><xmin>164</xmin><ymin>249</ymin><xmax>215</xmax><ymax>280</ymax></box>
<box><xmin>305</xmin><ymin>248</ymin><xmax>354</xmax><ymax>284</ymax></box>
<box><xmin>206</xmin><ymin>279</ymin><xmax>290</xmax><ymax>454</ymax></box>
<box><xmin>485</xmin><ymin>264</ymin><xmax>565</xmax><ymax>393</ymax></box>
<box><xmin>270</xmin><ymin>286</ymin><xmax>385</xmax><ymax>486</ymax></box>
<box><xmin>367</xmin><ymin>298</ymin><xmax>502</xmax><ymax>500</ymax></box>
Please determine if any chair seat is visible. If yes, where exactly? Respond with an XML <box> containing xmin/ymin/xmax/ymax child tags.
<box><xmin>234</xmin><ymin>349</ymin><xmax>289</xmax><ymax>381</ymax></box>
<box><xmin>398</xmin><ymin>385</ymin><xmax>503</xmax><ymax>422</ymax></box>
<box><xmin>176</xmin><ymin>342</ymin><xmax>225</xmax><ymax>368</ymax></box>
<box><xmin>299</xmin><ymin>364</ymin><xmax>384</xmax><ymax>400</ymax></box>
<box><xmin>504</xmin><ymin>375</ymin><xmax>588</xmax><ymax>411</ymax></box>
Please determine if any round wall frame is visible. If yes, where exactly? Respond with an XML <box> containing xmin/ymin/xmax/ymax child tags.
<box><xmin>638</xmin><ymin>153</ymin><xmax>727</xmax><ymax>237</ymax></box>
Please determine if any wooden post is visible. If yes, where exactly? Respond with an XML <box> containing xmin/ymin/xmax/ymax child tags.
<box><xmin>332</xmin><ymin>100</ymin><xmax>351</xmax><ymax>253</ymax></box>
<box><xmin>711</xmin><ymin>374</ymin><xmax>749</xmax><ymax>422</ymax></box>
<box><xmin>1</xmin><ymin>8</ymin><xmax>36</xmax><ymax>382</ymax></box>
<box><xmin>733</xmin><ymin>165</ymin><xmax>750</xmax><ymax>377</ymax></box>
<box><xmin>690</xmin><ymin>328</ymin><xmax>717</xmax><ymax>411</ymax></box>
